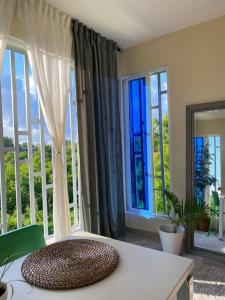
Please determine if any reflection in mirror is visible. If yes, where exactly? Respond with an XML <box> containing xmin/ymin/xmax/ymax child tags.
<box><xmin>194</xmin><ymin>109</ymin><xmax>225</xmax><ymax>253</ymax></box>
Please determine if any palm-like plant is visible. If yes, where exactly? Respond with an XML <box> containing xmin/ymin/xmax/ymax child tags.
<box><xmin>0</xmin><ymin>252</ymin><xmax>32</xmax><ymax>299</ymax></box>
<box><xmin>163</xmin><ymin>190</ymin><xmax>214</xmax><ymax>233</ymax></box>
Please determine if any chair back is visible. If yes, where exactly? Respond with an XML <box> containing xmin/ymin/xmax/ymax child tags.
<box><xmin>212</xmin><ymin>190</ymin><xmax>220</xmax><ymax>209</ymax></box>
<box><xmin>0</xmin><ymin>224</ymin><xmax>46</xmax><ymax>266</ymax></box>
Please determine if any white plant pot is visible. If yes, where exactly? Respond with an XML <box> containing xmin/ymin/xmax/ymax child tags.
<box><xmin>0</xmin><ymin>282</ymin><xmax>7</xmax><ymax>300</ymax></box>
<box><xmin>158</xmin><ymin>224</ymin><xmax>185</xmax><ymax>255</ymax></box>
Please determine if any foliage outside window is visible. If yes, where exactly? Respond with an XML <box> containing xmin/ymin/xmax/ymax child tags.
<box><xmin>0</xmin><ymin>46</ymin><xmax>80</xmax><ymax>237</ymax></box>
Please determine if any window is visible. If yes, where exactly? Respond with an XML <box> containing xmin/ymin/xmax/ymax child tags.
<box><xmin>122</xmin><ymin>70</ymin><xmax>170</xmax><ymax>215</ymax></box>
<box><xmin>129</xmin><ymin>78</ymin><xmax>149</xmax><ymax>210</ymax></box>
<box><xmin>0</xmin><ymin>45</ymin><xmax>80</xmax><ymax>237</ymax></box>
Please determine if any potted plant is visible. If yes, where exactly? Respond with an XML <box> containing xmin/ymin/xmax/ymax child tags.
<box><xmin>0</xmin><ymin>258</ymin><xmax>11</xmax><ymax>300</ymax></box>
<box><xmin>158</xmin><ymin>190</ymin><xmax>213</xmax><ymax>255</ymax></box>
<box><xmin>0</xmin><ymin>282</ymin><xmax>7</xmax><ymax>300</ymax></box>
<box><xmin>0</xmin><ymin>255</ymin><xmax>32</xmax><ymax>299</ymax></box>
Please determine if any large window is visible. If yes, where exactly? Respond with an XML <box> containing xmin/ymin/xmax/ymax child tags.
<box><xmin>122</xmin><ymin>71</ymin><xmax>170</xmax><ymax>215</ymax></box>
<box><xmin>0</xmin><ymin>45</ymin><xmax>80</xmax><ymax>237</ymax></box>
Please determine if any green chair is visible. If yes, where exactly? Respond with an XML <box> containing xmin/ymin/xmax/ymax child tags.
<box><xmin>0</xmin><ymin>224</ymin><xmax>46</xmax><ymax>266</ymax></box>
<box><xmin>207</xmin><ymin>191</ymin><xmax>225</xmax><ymax>237</ymax></box>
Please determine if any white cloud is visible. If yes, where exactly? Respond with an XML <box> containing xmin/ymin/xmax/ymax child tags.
<box><xmin>16</xmin><ymin>73</ymin><xmax>24</xmax><ymax>82</ymax></box>
<box><xmin>29</xmin><ymin>75</ymin><xmax>37</xmax><ymax>97</ymax></box>
<box><xmin>3</xmin><ymin>116</ymin><xmax>14</xmax><ymax>138</ymax></box>
<box><xmin>16</xmin><ymin>73</ymin><xmax>38</xmax><ymax>97</ymax></box>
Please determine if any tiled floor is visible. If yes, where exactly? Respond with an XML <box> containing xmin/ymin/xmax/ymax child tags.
<box><xmin>119</xmin><ymin>228</ymin><xmax>225</xmax><ymax>300</ymax></box>
<box><xmin>194</xmin><ymin>230</ymin><xmax>225</xmax><ymax>254</ymax></box>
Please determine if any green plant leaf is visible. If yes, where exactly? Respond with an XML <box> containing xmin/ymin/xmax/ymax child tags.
<box><xmin>163</xmin><ymin>190</ymin><xmax>214</xmax><ymax>232</ymax></box>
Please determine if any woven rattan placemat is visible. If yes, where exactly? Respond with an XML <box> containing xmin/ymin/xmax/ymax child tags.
<box><xmin>21</xmin><ymin>239</ymin><xmax>119</xmax><ymax>290</ymax></box>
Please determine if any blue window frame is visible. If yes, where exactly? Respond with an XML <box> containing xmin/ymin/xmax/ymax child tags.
<box><xmin>129</xmin><ymin>78</ymin><xmax>149</xmax><ymax>210</ymax></box>
<box><xmin>124</xmin><ymin>70</ymin><xmax>170</xmax><ymax>214</ymax></box>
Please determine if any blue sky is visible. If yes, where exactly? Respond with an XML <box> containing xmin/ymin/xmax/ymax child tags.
<box><xmin>129</xmin><ymin>72</ymin><xmax>168</xmax><ymax>128</ymax></box>
<box><xmin>150</xmin><ymin>72</ymin><xmax>168</xmax><ymax>120</ymax></box>
<box><xmin>1</xmin><ymin>48</ymin><xmax>167</xmax><ymax>147</ymax></box>
<box><xmin>1</xmin><ymin>49</ymin><xmax>77</xmax><ymax>145</ymax></box>
<box><xmin>208</xmin><ymin>136</ymin><xmax>221</xmax><ymax>187</ymax></box>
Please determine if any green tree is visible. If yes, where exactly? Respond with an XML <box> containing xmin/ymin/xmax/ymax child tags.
<box><xmin>3</xmin><ymin>137</ymin><xmax>77</xmax><ymax>233</ymax></box>
<box><xmin>152</xmin><ymin>115</ymin><xmax>170</xmax><ymax>213</ymax></box>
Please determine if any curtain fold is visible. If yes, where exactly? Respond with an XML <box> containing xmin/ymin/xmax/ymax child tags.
<box><xmin>0</xmin><ymin>0</ymin><xmax>16</xmax><ymax>74</ymax></box>
<box><xmin>72</xmin><ymin>21</ymin><xmax>125</xmax><ymax>238</ymax></box>
<box><xmin>18</xmin><ymin>0</ymin><xmax>72</xmax><ymax>240</ymax></box>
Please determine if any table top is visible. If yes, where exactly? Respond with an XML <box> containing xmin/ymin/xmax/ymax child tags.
<box><xmin>1</xmin><ymin>231</ymin><xmax>195</xmax><ymax>300</ymax></box>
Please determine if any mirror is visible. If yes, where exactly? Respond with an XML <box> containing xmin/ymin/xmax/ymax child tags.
<box><xmin>187</xmin><ymin>101</ymin><xmax>225</xmax><ymax>254</ymax></box>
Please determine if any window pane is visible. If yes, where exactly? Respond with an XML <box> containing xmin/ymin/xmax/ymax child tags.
<box><xmin>29</xmin><ymin>66</ymin><xmax>39</xmax><ymax>120</ymax></box>
<box><xmin>75</xmin><ymin>193</ymin><xmax>80</xmax><ymax>227</ymax></box>
<box><xmin>1</xmin><ymin>49</ymin><xmax>14</xmax><ymax>146</ymax></box>
<box><xmin>32</xmin><ymin>123</ymin><xmax>41</xmax><ymax>172</ymax></box>
<box><xmin>47</xmin><ymin>188</ymin><xmax>53</xmax><ymax>235</ymax></box>
<box><xmin>208</xmin><ymin>136</ymin><xmax>214</xmax><ymax>153</ymax></box>
<box><xmin>66</xmin><ymin>143</ymin><xmax>73</xmax><ymax>205</ymax></box>
<box><xmin>15</xmin><ymin>52</ymin><xmax>27</xmax><ymax>131</ymax></box>
<box><xmin>162</xmin><ymin>103</ymin><xmax>170</xmax><ymax>192</ymax></box>
<box><xmin>150</xmin><ymin>74</ymin><xmax>158</xmax><ymax>106</ymax></box>
<box><xmin>216</xmin><ymin>136</ymin><xmax>220</xmax><ymax>147</ymax></box>
<box><xmin>129</xmin><ymin>77</ymin><xmax>149</xmax><ymax>210</ymax></box>
<box><xmin>161</xmin><ymin>93</ymin><xmax>168</xmax><ymax>116</ymax></box>
<box><xmin>65</xmin><ymin>99</ymin><xmax>74</xmax><ymax>205</ymax></box>
<box><xmin>34</xmin><ymin>176</ymin><xmax>43</xmax><ymax>227</ymax></box>
<box><xmin>70</xmin><ymin>68</ymin><xmax>80</xmax><ymax>221</ymax></box>
<box><xmin>152</xmin><ymin>108</ymin><xmax>161</xmax><ymax>177</ymax></box>
<box><xmin>160</xmin><ymin>72</ymin><xmax>167</xmax><ymax>92</ymax></box>
<box><xmin>19</xmin><ymin>135</ymin><xmax>28</xmax><ymax>160</ymax></box>
<box><xmin>5</xmin><ymin>151</ymin><xmax>16</xmax><ymax>231</ymax></box>
<box><xmin>154</xmin><ymin>186</ymin><xmax>163</xmax><ymax>213</ymax></box>
<box><xmin>216</xmin><ymin>146</ymin><xmax>221</xmax><ymax>187</ymax></box>
<box><xmin>20</xmin><ymin>162</ymin><xmax>30</xmax><ymax>226</ymax></box>
<box><xmin>44</xmin><ymin>122</ymin><xmax>53</xmax><ymax>185</ymax></box>
<box><xmin>45</xmin><ymin>144</ymin><xmax>53</xmax><ymax>185</ymax></box>
<box><xmin>70</xmin><ymin>207</ymin><xmax>75</xmax><ymax>226</ymax></box>
<box><xmin>129</xmin><ymin>79</ymin><xmax>141</xmax><ymax>133</ymax></box>
<box><xmin>150</xmin><ymin>71</ymin><xmax>170</xmax><ymax>214</ymax></box>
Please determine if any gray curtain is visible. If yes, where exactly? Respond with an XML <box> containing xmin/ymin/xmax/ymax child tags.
<box><xmin>72</xmin><ymin>20</ymin><xmax>125</xmax><ymax>238</ymax></box>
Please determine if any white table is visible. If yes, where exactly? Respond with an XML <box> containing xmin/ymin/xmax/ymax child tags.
<box><xmin>1</xmin><ymin>232</ymin><xmax>195</xmax><ymax>300</ymax></box>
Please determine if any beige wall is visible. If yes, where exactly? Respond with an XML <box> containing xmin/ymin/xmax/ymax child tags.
<box><xmin>10</xmin><ymin>10</ymin><xmax>23</xmax><ymax>41</ymax></box>
<box><xmin>120</xmin><ymin>15</ymin><xmax>225</xmax><ymax>202</ymax></box>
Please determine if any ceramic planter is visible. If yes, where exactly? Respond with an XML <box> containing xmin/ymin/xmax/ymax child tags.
<box><xmin>158</xmin><ymin>224</ymin><xmax>185</xmax><ymax>255</ymax></box>
<box><xmin>0</xmin><ymin>282</ymin><xmax>7</xmax><ymax>300</ymax></box>
<box><xmin>197</xmin><ymin>216</ymin><xmax>210</xmax><ymax>232</ymax></box>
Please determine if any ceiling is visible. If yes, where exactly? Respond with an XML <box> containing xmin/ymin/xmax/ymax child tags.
<box><xmin>47</xmin><ymin>0</ymin><xmax>225</xmax><ymax>49</ymax></box>
<box><xmin>195</xmin><ymin>110</ymin><xmax>225</xmax><ymax>121</ymax></box>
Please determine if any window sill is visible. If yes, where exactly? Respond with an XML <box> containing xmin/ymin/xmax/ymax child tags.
<box><xmin>45</xmin><ymin>226</ymin><xmax>82</xmax><ymax>245</ymax></box>
<box><xmin>125</xmin><ymin>210</ymin><xmax>168</xmax><ymax>220</ymax></box>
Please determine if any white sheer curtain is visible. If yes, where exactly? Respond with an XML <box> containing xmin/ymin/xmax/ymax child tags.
<box><xmin>0</xmin><ymin>0</ymin><xmax>16</xmax><ymax>74</ymax></box>
<box><xmin>18</xmin><ymin>0</ymin><xmax>72</xmax><ymax>240</ymax></box>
